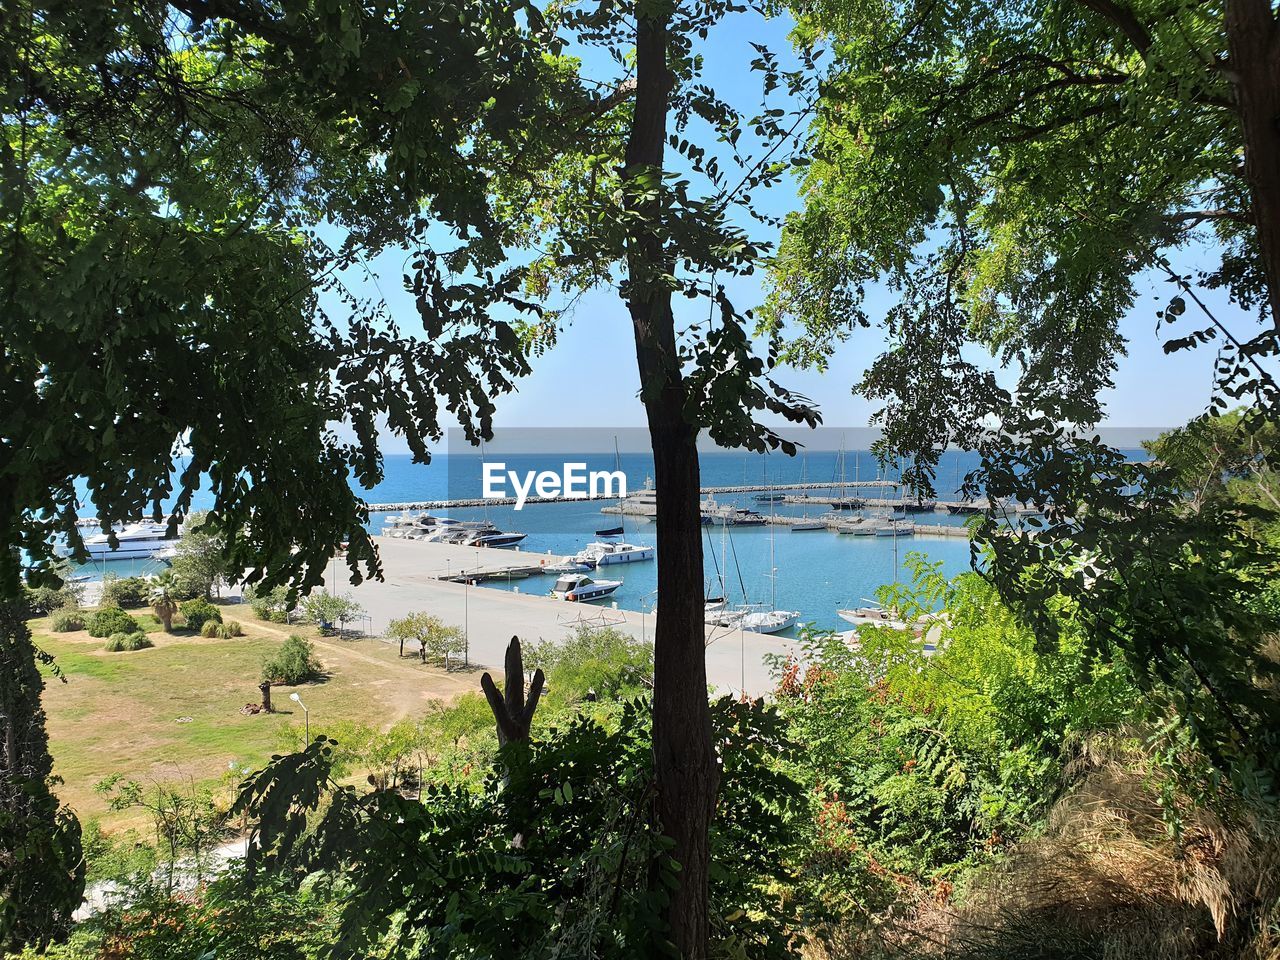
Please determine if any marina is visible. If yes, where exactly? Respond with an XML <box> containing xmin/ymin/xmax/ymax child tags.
<box><xmin>66</xmin><ymin>450</ymin><xmax>1075</xmax><ymax>633</ymax></box>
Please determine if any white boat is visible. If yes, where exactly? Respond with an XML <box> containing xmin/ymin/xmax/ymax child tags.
<box><xmin>875</xmin><ymin>521</ymin><xmax>914</xmax><ymax>537</ymax></box>
<box><xmin>738</xmin><ymin>608</ymin><xmax>800</xmax><ymax>634</ymax></box>
<box><xmin>608</xmin><ymin>476</ymin><xmax>659</xmax><ymax>518</ymax></box>
<box><xmin>789</xmin><ymin>519</ymin><xmax>827</xmax><ymax>531</ymax></box>
<box><xmin>699</xmin><ymin>496</ymin><xmax>766</xmax><ymax>526</ymax></box>
<box><xmin>465</xmin><ymin>529</ymin><xmax>527</xmax><ymax>548</ymax></box>
<box><xmin>838</xmin><ymin>606</ymin><xmax>912</xmax><ymax>630</ymax></box>
<box><xmin>550</xmin><ymin>573</ymin><xmax>623</xmax><ymax>602</ymax></box>
<box><xmin>729</xmin><ymin>505</ymin><xmax>798</xmax><ymax>634</ymax></box>
<box><xmin>572</xmin><ymin>541</ymin><xmax>655</xmax><ymax>566</ymax></box>
<box><xmin>65</xmin><ymin>522</ymin><xmax>179</xmax><ymax>560</ymax></box>
<box><xmin>545</xmin><ymin>560</ymin><xmax>591</xmax><ymax>574</ymax></box>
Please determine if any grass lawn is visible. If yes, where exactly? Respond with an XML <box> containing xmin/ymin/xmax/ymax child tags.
<box><xmin>34</xmin><ymin>601</ymin><xmax>481</xmax><ymax>831</ymax></box>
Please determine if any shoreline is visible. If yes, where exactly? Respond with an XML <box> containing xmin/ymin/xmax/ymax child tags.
<box><xmin>318</xmin><ymin>536</ymin><xmax>803</xmax><ymax>697</ymax></box>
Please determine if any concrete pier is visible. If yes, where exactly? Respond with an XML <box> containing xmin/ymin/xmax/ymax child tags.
<box><xmin>320</xmin><ymin>536</ymin><xmax>803</xmax><ymax>697</ymax></box>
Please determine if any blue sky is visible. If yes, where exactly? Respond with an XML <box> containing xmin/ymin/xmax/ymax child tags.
<box><xmin>339</xmin><ymin>9</ymin><xmax>1253</xmax><ymax>453</ymax></box>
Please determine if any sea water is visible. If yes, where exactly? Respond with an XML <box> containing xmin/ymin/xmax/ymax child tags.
<box><xmin>68</xmin><ymin>448</ymin><xmax>1129</xmax><ymax>633</ymax></box>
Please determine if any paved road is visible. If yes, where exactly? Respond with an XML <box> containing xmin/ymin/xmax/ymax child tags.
<box><xmin>315</xmin><ymin>536</ymin><xmax>803</xmax><ymax>697</ymax></box>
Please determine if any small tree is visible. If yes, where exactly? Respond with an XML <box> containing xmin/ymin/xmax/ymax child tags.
<box><xmin>261</xmin><ymin>636</ymin><xmax>323</xmax><ymax>687</ymax></box>
<box><xmin>149</xmin><ymin>573</ymin><xmax>179</xmax><ymax>633</ymax></box>
<box><xmin>300</xmin><ymin>592</ymin><xmax>365</xmax><ymax>636</ymax></box>
<box><xmin>168</xmin><ymin>513</ymin><xmax>230</xmax><ymax>600</ymax></box>
<box><xmin>386</xmin><ymin>612</ymin><xmax>464</xmax><ymax>668</ymax></box>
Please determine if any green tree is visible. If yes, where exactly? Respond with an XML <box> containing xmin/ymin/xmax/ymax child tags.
<box><xmin>261</xmin><ymin>635</ymin><xmax>323</xmax><ymax>687</ymax></box>
<box><xmin>298</xmin><ymin>592</ymin><xmax>364</xmax><ymax>636</ymax></box>
<box><xmin>1</xmin><ymin>2</ymin><xmax>558</xmax><ymax>945</ymax></box>
<box><xmin>766</xmin><ymin>0</ymin><xmax>1280</xmax><ymax>785</ymax></box>
<box><xmin>148</xmin><ymin>573</ymin><xmax>179</xmax><ymax>633</ymax></box>
<box><xmin>0</xmin><ymin>603</ymin><xmax>83</xmax><ymax>950</ymax></box>
<box><xmin>385</xmin><ymin>612</ymin><xmax>463</xmax><ymax>667</ymax></box>
<box><xmin>233</xmin><ymin>698</ymin><xmax>805</xmax><ymax>959</ymax></box>
<box><xmin>168</xmin><ymin>513</ymin><xmax>229</xmax><ymax>600</ymax></box>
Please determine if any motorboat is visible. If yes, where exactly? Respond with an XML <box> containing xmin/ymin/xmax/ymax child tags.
<box><xmin>572</xmin><ymin>540</ymin><xmax>655</xmax><ymax>566</ymax></box>
<box><xmin>544</xmin><ymin>560</ymin><xmax>591</xmax><ymax>574</ymax></box>
<box><xmin>699</xmin><ymin>496</ymin><xmax>766</xmax><ymax>526</ymax></box>
<box><xmin>753</xmin><ymin>492</ymin><xmax>788</xmax><ymax>504</ymax></box>
<box><xmin>550</xmin><ymin>573</ymin><xmax>623</xmax><ymax>602</ymax></box>
<box><xmin>609</xmin><ymin>476</ymin><xmax>658</xmax><ymax>518</ymax></box>
<box><xmin>464</xmin><ymin>529</ymin><xmax>527</xmax><ymax>548</ymax></box>
<box><xmin>789</xmin><ymin>519</ymin><xmax>827</xmax><ymax>531</ymax></box>
<box><xmin>62</xmin><ymin>522</ymin><xmax>179</xmax><ymax>561</ymax></box>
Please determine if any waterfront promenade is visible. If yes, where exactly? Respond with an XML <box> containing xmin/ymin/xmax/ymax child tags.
<box><xmin>317</xmin><ymin>536</ymin><xmax>801</xmax><ymax>697</ymax></box>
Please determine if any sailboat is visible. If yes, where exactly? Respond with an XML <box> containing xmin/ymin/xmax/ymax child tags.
<box><xmin>735</xmin><ymin>496</ymin><xmax>799</xmax><ymax>634</ymax></box>
<box><xmin>790</xmin><ymin>454</ymin><xmax>827</xmax><ymax>531</ymax></box>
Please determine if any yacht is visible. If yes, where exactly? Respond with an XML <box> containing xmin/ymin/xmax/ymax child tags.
<box><xmin>464</xmin><ymin>528</ymin><xmax>527</xmax><ymax>548</ymax></box>
<box><xmin>699</xmin><ymin>496</ymin><xmax>766</xmax><ymax>526</ymax></box>
<box><xmin>550</xmin><ymin>573</ymin><xmax>623</xmax><ymax>602</ymax></box>
<box><xmin>572</xmin><ymin>541</ymin><xmax>655</xmax><ymax>567</ymax></box>
<box><xmin>66</xmin><ymin>522</ymin><xmax>179</xmax><ymax>560</ymax></box>
<box><xmin>609</xmin><ymin>477</ymin><xmax>659</xmax><ymax>518</ymax></box>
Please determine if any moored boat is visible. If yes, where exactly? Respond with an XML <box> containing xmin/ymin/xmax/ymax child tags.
<box><xmin>550</xmin><ymin>573</ymin><xmax>623</xmax><ymax>602</ymax></box>
<box><xmin>60</xmin><ymin>522</ymin><xmax>179</xmax><ymax>561</ymax></box>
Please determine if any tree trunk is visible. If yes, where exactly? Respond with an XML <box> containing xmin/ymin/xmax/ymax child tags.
<box><xmin>0</xmin><ymin>536</ymin><xmax>84</xmax><ymax>950</ymax></box>
<box><xmin>1225</xmin><ymin>0</ymin><xmax>1280</xmax><ymax>323</ymax></box>
<box><xmin>622</xmin><ymin>8</ymin><xmax>720</xmax><ymax>956</ymax></box>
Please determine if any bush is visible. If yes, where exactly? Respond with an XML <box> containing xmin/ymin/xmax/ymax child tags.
<box><xmin>25</xmin><ymin>581</ymin><xmax>84</xmax><ymax>617</ymax></box>
<box><xmin>244</xmin><ymin>584</ymin><xmax>291</xmax><ymax>622</ymax></box>
<box><xmin>99</xmin><ymin>574</ymin><xmax>150</xmax><ymax>609</ymax></box>
<box><xmin>200</xmin><ymin>620</ymin><xmax>244</xmax><ymax>639</ymax></box>
<box><xmin>180</xmin><ymin>598</ymin><xmax>222</xmax><ymax>632</ymax></box>
<box><xmin>86</xmin><ymin>607</ymin><xmax>140</xmax><ymax>638</ymax></box>
<box><xmin>105</xmin><ymin>632</ymin><xmax>152</xmax><ymax>652</ymax></box>
<box><xmin>48</xmin><ymin>606</ymin><xmax>84</xmax><ymax>632</ymax></box>
<box><xmin>261</xmin><ymin>635</ymin><xmax>322</xmax><ymax>686</ymax></box>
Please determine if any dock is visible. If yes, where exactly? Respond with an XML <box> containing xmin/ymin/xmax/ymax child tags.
<box><xmin>365</xmin><ymin>480</ymin><xmax>900</xmax><ymax>513</ymax></box>
<box><xmin>308</xmin><ymin>536</ymin><xmax>801</xmax><ymax>697</ymax></box>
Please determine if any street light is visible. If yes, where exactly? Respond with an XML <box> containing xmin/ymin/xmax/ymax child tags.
<box><xmin>289</xmin><ymin>692</ymin><xmax>310</xmax><ymax>743</ymax></box>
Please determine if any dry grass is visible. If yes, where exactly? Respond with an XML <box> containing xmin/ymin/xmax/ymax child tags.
<box><xmin>811</xmin><ymin>736</ymin><xmax>1280</xmax><ymax>960</ymax></box>
<box><xmin>34</xmin><ymin>601</ymin><xmax>480</xmax><ymax>831</ymax></box>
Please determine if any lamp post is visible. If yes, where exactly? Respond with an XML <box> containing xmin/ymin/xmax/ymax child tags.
<box><xmin>289</xmin><ymin>692</ymin><xmax>309</xmax><ymax>743</ymax></box>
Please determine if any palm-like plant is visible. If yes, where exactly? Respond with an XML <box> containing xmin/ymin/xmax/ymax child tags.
<box><xmin>149</xmin><ymin>572</ymin><xmax>179</xmax><ymax>633</ymax></box>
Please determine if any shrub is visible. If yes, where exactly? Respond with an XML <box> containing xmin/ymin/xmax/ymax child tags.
<box><xmin>99</xmin><ymin>574</ymin><xmax>150</xmax><ymax>609</ymax></box>
<box><xmin>200</xmin><ymin>620</ymin><xmax>244</xmax><ymax>639</ymax></box>
<box><xmin>261</xmin><ymin>635</ymin><xmax>322</xmax><ymax>686</ymax></box>
<box><xmin>48</xmin><ymin>606</ymin><xmax>84</xmax><ymax>633</ymax></box>
<box><xmin>180</xmin><ymin>598</ymin><xmax>222</xmax><ymax>632</ymax></box>
<box><xmin>244</xmin><ymin>584</ymin><xmax>291</xmax><ymax>623</ymax></box>
<box><xmin>24</xmin><ymin>580</ymin><xmax>84</xmax><ymax>617</ymax></box>
<box><xmin>86</xmin><ymin>607</ymin><xmax>140</xmax><ymax>638</ymax></box>
<box><xmin>105</xmin><ymin>632</ymin><xmax>152</xmax><ymax>652</ymax></box>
